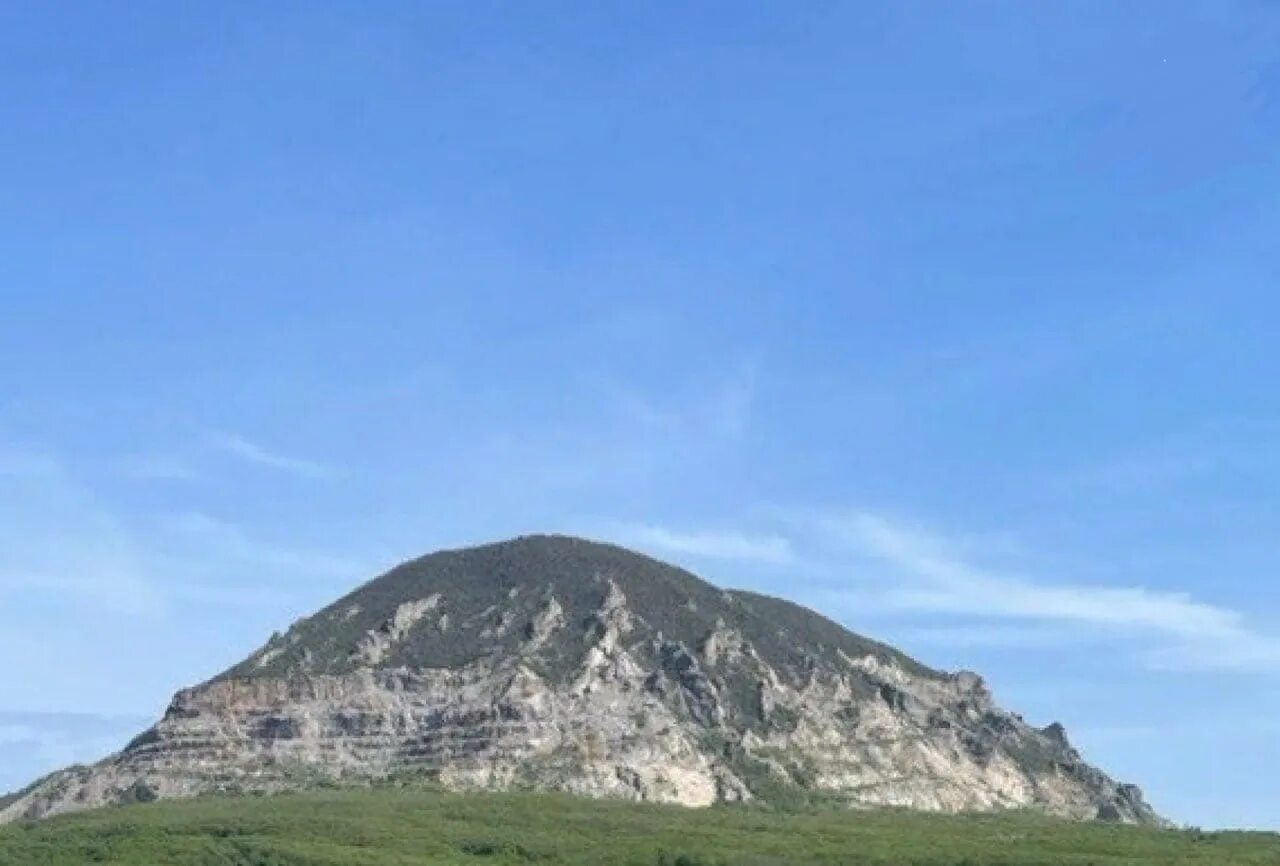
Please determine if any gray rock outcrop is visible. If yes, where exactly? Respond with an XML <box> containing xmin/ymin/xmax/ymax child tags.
<box><xmin>0</xmin><ymin>535</ymin><xmax>1161</xmax><ymax>825</ymax></box>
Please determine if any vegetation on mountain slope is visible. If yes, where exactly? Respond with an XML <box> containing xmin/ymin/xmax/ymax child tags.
<box><xmin>221</xmin><ymin>534</ymin><xmax>934</xmax><ymax>685</ymax></box>
<box><xmin>0</xmin><ymin>788</ymin><xmax>1274</xmax><ymax>866</ymax></box>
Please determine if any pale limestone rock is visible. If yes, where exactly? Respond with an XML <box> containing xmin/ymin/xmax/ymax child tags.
<box><xmin>353</xmin><ymin>595</ymin><xmax>442</xmax><ymax>665</ymax></box>
<box><xmin>0</xmin><ymin>538</ymin><xmax>1160</xmax><ymax>827</ymax></box>
<box><xmin>524</xmin><ymin>596</ymin><xmax>564</xmax><ymax>650</ymax></box>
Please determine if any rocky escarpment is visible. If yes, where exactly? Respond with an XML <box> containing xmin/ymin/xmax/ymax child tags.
<box><xmin>0</xmin><ymin>535</ymin><xmax>1161</xmax><ymax>824</ymax></box>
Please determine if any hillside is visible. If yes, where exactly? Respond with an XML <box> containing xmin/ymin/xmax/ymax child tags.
<box><xmin>1</xmin><ymin>788</ymin><xmax>1275</xmax><ymax>866</ymax></box>
<box><xmin>219</xmin><ymin>533</ymin><xmax>933</xmax><ymax>683</ymax></box>
<box><xmin>1</xmin><ymin>534</ymin><xmax>1157</xmax><ymax>824</ymax></box>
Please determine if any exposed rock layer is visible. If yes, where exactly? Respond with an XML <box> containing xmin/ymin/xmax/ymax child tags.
<box><xmin>0</xmin><ymin>535</ymin><xmax>1160</xmax><ymax>824</ymax></box>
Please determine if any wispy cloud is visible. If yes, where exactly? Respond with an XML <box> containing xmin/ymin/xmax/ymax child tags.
<box><xmin>0</xmin><ymin>441</ymin><xmax>353</xmax><ymax>620</ymax></box>
<box><xmin>883</xmin><ymin>624</ymin><xmax>1105</xmax><ymax>650</ymax></box>
<box><xmin>1060</xmin><ymin>419</ymin><xmax>1280</xmax><ymax>494</ymax></box>
<box><xmin>207</xmin><ymin>432</ymin><xmax>333</xmax><ymax>479</ymax></box>
<box><xmin>828</xmin><ymin>512</ymin><xmax>1280</xmax><ymax>672</ymax></box>
<box><xmin>0</xmin><ymin>568</ymin><xmax>162</xmax><ymax>618</ymax></box>
<box><xmin>613</xmin><ymin>523</ymin><xmax>794</xmax><ymax>564</ymax></box>
<box><xmin>160</xmin><ymin>510</ymin><xmax>359</xmax><ymax>577</ymax></box>
<box><xmin>0</xmin><ymin>711</ymin><xmax>148</xmax><ymax>793</ymax></box>
<box><xmin>607</xmin><ymin>364</ymin><xmax>758</xmax><ymax>442</ymax></box>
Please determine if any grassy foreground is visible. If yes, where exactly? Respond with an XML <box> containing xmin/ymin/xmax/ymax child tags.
<box><xmin>0</xmin><ymin>788</ymin><xmax>1276</xmax><ymax>866</ymax></box>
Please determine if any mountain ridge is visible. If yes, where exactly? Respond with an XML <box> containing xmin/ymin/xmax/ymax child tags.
<box><xmin>0</xmin><ymin>533</ymin><xmax>1161</xmax><ymax>825</ymax></box>
<box><xmin>219</xmin><ymin>534</ymin><xmax>939</xmax><ymax>685</ymax></box>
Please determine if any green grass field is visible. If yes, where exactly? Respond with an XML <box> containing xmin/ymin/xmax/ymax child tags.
<box><xmin>1</xmin><ymin>789</ymin><xmax>1275</xmax><ymax>866</ymax></box>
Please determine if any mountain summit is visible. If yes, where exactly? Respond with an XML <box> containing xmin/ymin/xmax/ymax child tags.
<box><xmin>0</xmin><ymin>534</ymin><xmax>1159</xmax><ymax>824</ymax></box>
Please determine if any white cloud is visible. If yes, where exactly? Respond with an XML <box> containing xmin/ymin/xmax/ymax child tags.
<box><xmin>829</xmin><ymin>512</ymin><xmax>1280</xmax><ymax>672</ymax></box>
<box><xmin>207</xmin><ymin>432</ymin><xmax>333</xmax><ymax>479</ymax></box>
<box><xmin>615</xmin><ymin>524</ymin><xmax>794</xmax><ymax>564</ymax></box>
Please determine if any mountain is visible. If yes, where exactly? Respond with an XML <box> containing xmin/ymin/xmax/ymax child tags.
<box><xmin>0</xmin><ymin>534</ymin><xmax>1160</xmax><ymax>824</ymax></box>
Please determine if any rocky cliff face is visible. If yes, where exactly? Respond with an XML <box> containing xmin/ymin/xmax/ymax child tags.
<box><xmin>0</xmin><ymin>535</ymin><xmax>1160</xmax><ymax>824</ymax></box>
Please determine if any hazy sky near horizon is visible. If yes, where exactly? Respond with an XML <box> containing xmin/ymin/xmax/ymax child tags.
<box><xmin>3</xmin><ymin>2</ymin><xmax>1280</xmax><ymax>829</ymax></box>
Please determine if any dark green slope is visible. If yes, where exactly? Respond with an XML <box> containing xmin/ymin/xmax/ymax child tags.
<box><xmin>221</xmin><ymin>533</ymin><xmax>936</xmax><ymax>683</ymax></box>
<box><xmin>1</xmin><ymin>788</ymin><xmax>1275</xmax><ymax>866</ymax></box>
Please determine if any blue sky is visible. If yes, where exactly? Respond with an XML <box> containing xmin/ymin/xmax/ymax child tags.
<box><xmin>2</xmin><ymin>2</ymin><xmax>1279</xmax><ymax>829</ymax></box>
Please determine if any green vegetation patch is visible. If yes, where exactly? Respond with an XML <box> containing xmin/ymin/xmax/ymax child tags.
<box><xmin>1</xmin><ymin>788</ymin><xmax>1276</xmax><ymax>866</ymax></box>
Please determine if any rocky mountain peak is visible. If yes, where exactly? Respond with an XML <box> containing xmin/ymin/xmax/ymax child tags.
<box><xmin>0</xmin><ymin>534</ymin><xmax>1162</xmax><ymax>826</ymax></box>
<box><xmin>226</xmin><ymin>534</ymin><xmax>933</xmax><ymax>691</ymax></box>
